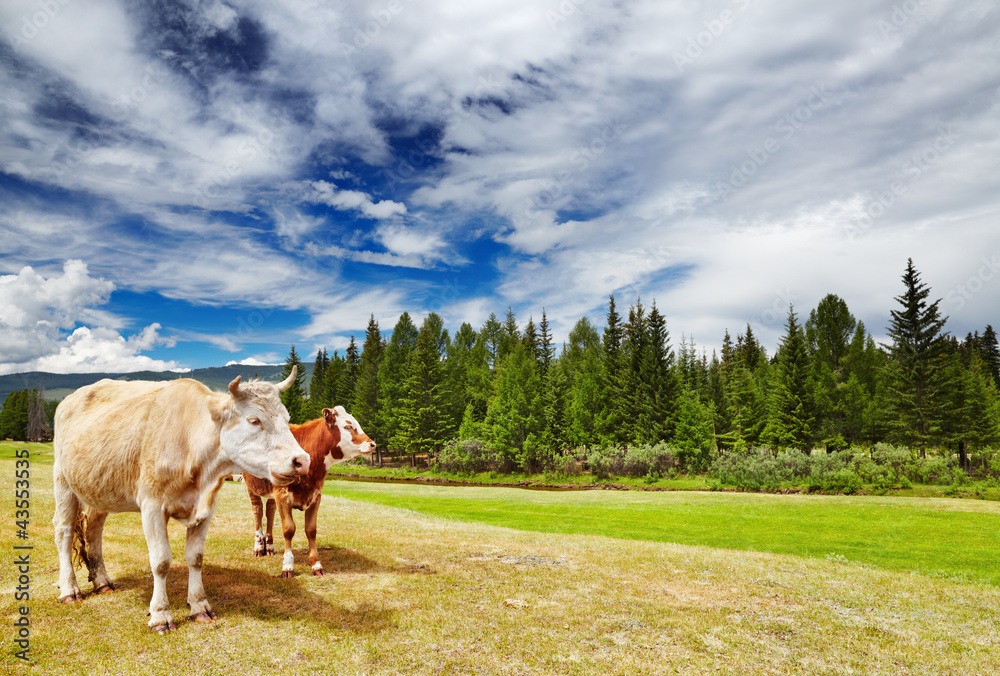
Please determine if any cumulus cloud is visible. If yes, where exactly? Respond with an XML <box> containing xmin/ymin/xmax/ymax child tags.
<box><xmin>0</xmin><ymin>261</ymin><xmax>181</xmax><ymax>374</ymax></box>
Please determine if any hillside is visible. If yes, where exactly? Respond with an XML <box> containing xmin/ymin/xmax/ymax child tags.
<box><xmin>0</xmin><ymin>363</ymin><xmax>315</xmax><ymax>402</ymax></box>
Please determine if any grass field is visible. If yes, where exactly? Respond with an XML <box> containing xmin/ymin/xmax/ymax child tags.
<box><xmin>325</xmin><ymin>481</ymin><xmax>1000</xmax><ymax>587</ymax></box>
<box><xmin>3</xmin><ymin>444</ymin><xmax>1000</xmax><ymax>674</ymax></box>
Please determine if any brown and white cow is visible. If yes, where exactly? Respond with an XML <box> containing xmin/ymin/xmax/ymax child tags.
<box><xmin>243</xmin><ymin>406</ymin><xmax>374</xmax><ymax>577</ymax></box>
<box><xmin>52</xmin><ymin>368</ymin><xmax>310</xmax><ymax>634</ymax></box>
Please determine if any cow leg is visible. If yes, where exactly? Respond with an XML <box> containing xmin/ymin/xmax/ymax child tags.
<box><xmin>140</xmin><ymin>506</ymin><xmax>176</xmax><ymax>633</ymax></box>
<box><xmin>52</xmin><ymin>467</ymin><xmax>83</xmax><ymax>603</ymax></box>
<box><xmin>265</xmin><ymin>498</ymin><xmax>276</xmax><ymax>555</ymax></box>
<box><xmin>304</xmin><ymin>496</ymin><xmax>324</xmax><ymax>576</ymax></box>
<box><xmin>248</xmin><ymin>492</ymin><xmax>266</xmax><ymax>557</ymax></box>
<box><xmin>84</xmin><ymin>509</ymin><xmax>115</xmax><ymax>593</ymax></box>
<box><xmin>186</xmin><ymin>508</ymin><xmax>217</xmax><ymax>623</ymax></box>
<box><xmin>278</xmin><ymin>498</ymin><xmax>296</xmax><ymax>578</ymax></box>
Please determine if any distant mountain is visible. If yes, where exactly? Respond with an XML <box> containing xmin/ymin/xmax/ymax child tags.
<box><xmin>0</xmin><ymin>364</ymin><xmax>315</xmax><ymax>402</ymax></box>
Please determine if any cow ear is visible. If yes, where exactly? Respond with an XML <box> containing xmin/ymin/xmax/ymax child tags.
<box><xmin>228</xmin><ymin>376</ymin><xmax>242</xmax><ymax>398</ymax></box>
<box><xmin>323</xmin><ymin>407</ymin><xmax>336</xmax><ymax>424</ymax></box>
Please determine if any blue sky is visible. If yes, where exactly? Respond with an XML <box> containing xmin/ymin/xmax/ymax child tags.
<box><xmin>1</xmin><ymin>0</ymin><xmax>999</xmax><ymax>374</ymax></box>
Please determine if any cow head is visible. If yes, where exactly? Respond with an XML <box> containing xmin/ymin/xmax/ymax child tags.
<box><xmin>219</xmin><ymin>366</ymin><xmax>310</xmax><ymax>486</ymax></box>
<box><xmin>323</xmin><ymin>406</ymin><xmax>376</xmax><ymax>463</ymax></box>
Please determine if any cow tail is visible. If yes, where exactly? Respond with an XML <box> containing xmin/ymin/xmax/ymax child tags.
<box><xmin>71</xmin><ymin>508</ymin><xmax>90</xmax><ymax>570</ymax></box>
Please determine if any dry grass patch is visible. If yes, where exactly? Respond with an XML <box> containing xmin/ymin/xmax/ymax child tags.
<box><xmin>2</xmin><ymin>453</ymin><xmax>999</xmax><ymax>674</ymax></box>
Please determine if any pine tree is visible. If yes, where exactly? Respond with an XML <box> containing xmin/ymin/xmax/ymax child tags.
<box><xmin>394</xmin><ymin>314</ymin><xmax>453</xmax><ymax>465</ymax></box>
<box><xmin>672</xmin><ymin>389</ymin><xmax>715</xmax><ymax>471</ymax></box>
<box><xmin>377</xmin><ymin>312</ymin><xmax>419</xmax><ymax>458</ymax></box>
<box><xmin>538</xmin><ymin>309</ymin><xmax>555</xmax><ymax>376</ymax></box>
<box><xmin>498</xmin><ymin>307</ymin><xmax>520</xmax><ymax>365</ymax></box>
<box><xmin>343</xmin><ymin>336</ymin><xmax>360</xmax><ymax>406</ymax></box>
<box><xmin>643</xmin><ymin>302</ymin><xmax>679</xmax><ymax>444</ymax></box>
<box><xmin>599</xmin><ymin>294</ymin><xmax>627</xmax><ymax>444</ymax></box>
<box><xmin>484</xmin><ymin>342</ymin><xmax>544</xmax><ymax>472</ymax></box>
<box><xmin>445</xmin><ymin>323</ymin><xmax>491</xmax><ymax>436</ymax></box>
<box><xmin>305</xmin><ymin>348</ymin><xmax>328</xmax><ymax>419</ymax></box>
<box><xmin>806</xmin><ymin>294</ymin><xmax>857</xmax><ymax>450</ymax></box>
<box><xmin>352</xmin><ymin>315</ymin><xmax>385</xmax><ymax>453</ymax></box>
<box><xmin>978</xmin><ymin>325</ymin><xmax>1000</xmax><ymax>388</ymax></box>
<box><xmin>761</xmin><ymin>306</ymin><xmax>814</xmax><ymax>452</ymax></box>
<box><xmin>481</xmin><ymin>313</ymin><xmax>503</xmax><ymax>372</ymax></box>
<box><xmin>884</xmin><ymin>258</ymin><xmax>951</xmax><ymax>455</ymax></box>
<box><xmin>279</xmin><ymin>346</ymin><xmax>308</xmax><ymax>424</ymax></box>
<box><xmin>568</xmin><ymin>339</ymin><xmax>605</xmax><ymax>447</ymax></box>
<box><xmin>322</xmin><ymin>351</ymin><xmax>346</xmax><ymax>407</ymax></box>
<box><xmin>539</xmin><ymin>358</ymin><xmax>570</xmax><ymax>458</ymax></box>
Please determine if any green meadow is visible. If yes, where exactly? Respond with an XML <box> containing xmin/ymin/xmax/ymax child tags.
<box><xmin>325</xmin><ymin>480</ymin><xmax>1000</xmax><ymax>587</ymax></box>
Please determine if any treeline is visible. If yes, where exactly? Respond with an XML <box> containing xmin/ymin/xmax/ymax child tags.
<box><xmin>272</xmin><ymin>258</ymin><xmax>1000</xmax><ymax>474</ymax></box>
<box><xmin>0</xmin><ymin>387</ymin><xmax>55</xmax><ymax>442</ymax></box>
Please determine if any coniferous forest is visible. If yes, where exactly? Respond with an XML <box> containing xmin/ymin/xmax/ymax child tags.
<box><xmin>270</xmin><ymin>259</ymin><xmax>1000</xmax><ymax>488</ymax></box>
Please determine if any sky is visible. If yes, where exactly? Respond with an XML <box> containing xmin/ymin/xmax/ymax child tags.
<box><xmin>1</xmin><ymin>0</ymin><xmax>999</xmax><ymax>375</ymax></box>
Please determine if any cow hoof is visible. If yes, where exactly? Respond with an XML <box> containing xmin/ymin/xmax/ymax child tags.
<box><xmin>95</xmin><ymin>584</ymin><xmax>116</xmax><ymax>594</ymax></box>
<box><xmin>313</xmin><ymin>569</ymin><xmax>324</xmax><ymax>577</ymax></box>
<box><xmin>190</xmin><ymin>611</ymin><xmax>217</xmax><ymax>623</ymax></box>
<box><xmin>59</xmin><ymin>593</ymin><xmax>83</xmax><ymax>604</ymax></box>
<box><xmin>254</xmin><ymin>550</ymin><xmax>265</xmax><ymax>557</ymax></box>
<box><xmin>281</xmin><ymin>570</ymin><xmax>293</xmax><ymax>578</ymax></box>
<box><xmin>151</xmin><ymin>622</ymin><xmax>177</xmax><ymax>635</ymax></box>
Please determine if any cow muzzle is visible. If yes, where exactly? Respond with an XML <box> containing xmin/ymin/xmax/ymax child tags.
<box><xmin>271</xmin><ymin>451</ymin><xmax>310</xmax><ymax>486</ymax></box>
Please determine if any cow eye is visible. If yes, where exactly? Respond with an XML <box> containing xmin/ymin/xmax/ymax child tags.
<box><xmin>248</xmin><ymin>417</ymin><xmax>262</xmax><ymax>426</ymax></box>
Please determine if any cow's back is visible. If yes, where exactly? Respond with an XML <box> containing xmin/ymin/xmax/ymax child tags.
<box><xmin>54</xmin><ymin>378</ymin><xmax>213</xmax><ymax>513</ymax></box>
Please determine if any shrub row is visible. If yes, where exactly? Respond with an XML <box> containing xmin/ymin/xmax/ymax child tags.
<box><xmin>709</xmin><ymin>443</ymin><xmax>1000</xmax><ymax>493</ymax></box>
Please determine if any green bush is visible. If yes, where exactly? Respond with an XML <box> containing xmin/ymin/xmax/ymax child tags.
<box><xmin>586</xmin><ymin>443</ymin><xmax>678</xmax><ymax>480</ymax></box>
<box><xmin>435</xmin><ymin>438</ymin><xmax>499</xmax><ymax>475</ymax></box>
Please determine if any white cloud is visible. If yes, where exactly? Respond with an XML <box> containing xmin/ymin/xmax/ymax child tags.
<box><xmin>0</xmin><ymin>261</ymin><xmax>180</xmax><ymax>374</ymax></box>
<box><xmin>308</xmin><ymin>180</ymin><xmax>407</xmax><ymax>220</ymax></box>
<box><xmin>226</xmin><ymin>357</ymin><xmax>280</xmax><ymax>366</ymax></box>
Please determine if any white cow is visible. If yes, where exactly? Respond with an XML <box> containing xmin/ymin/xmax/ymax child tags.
<box><xmin>52</xmin><ymin>368</ymin><xmax>310</xmax><ymax>633</ymax></box>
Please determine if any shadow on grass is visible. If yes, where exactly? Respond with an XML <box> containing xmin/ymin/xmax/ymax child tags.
<box><xmin>78</xmin><ymin>546</ymin><xmax>428</xmax><ymax>634</ymax></box>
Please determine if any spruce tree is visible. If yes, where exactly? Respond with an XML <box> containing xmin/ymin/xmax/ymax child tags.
<box><xmin>279</xmin><ymin>346</ymin><xmax>307</xmax><ymax>424</ymax></box>
<box><xmin>322</xmin><ymin>351</ymin><xmax>346</xmax><ymax>407</ymax></box>
<box><xmin>484</xmin><ymin>342</ymin><xmax>544</xmax><ymax>472</ymax></box>
<box><xmin>643</xmin><ymin>302</ymin><xmax>679</xmax><ymax>444</ymax></box>
<box><xmin>538</xmin><ymin>310</ymin><xmax>555</xmax><ymax>376</ymax></box>
<box><xmin>352</xmin><ymin>315</ymin><xmax>385</xmax><ymax>451</ymax></box>
<box><xmin>481</xmin><ymin>313</ymin><xmax>503</xmax><ymax>371</ymax></box>
<box><xmin>978</xmin><ymin>325</ymin><xmax>1000</xmax><ymax>388</ymax></box>
<box><xmin>884</xmin><ymin>258</ymin><xmax>950</xmax><ymax>455</ymax></box>
<box><xmin>568</xmin><ymin>340</ymin><xmax>605</xmax><ymax>447</ymax></box>
<box><xmin>394</xmin><ymin>314</ymin><xmax>452</xmax><ymax>465</ymax></box>
<box><xmin>805</xmin><ymin>294</ymin><xmax>858</xmax><ymax>450</ymax></box>
<box><xmin>343</xmin><ymin>336</ymin><xmax>360</xmax><ymax>406</ymax></box>
<box><xmin>305</xmin><ymin>348</ymin><xmax>328</xmax><ymax>419</ymax></box>
<box><xmin>599</xmin><ymin>295</ymin><xmax>627</xmax><ymax>444</ymax></box>
<box><xmin>761</xmin><ymin>306</ymin><xmax>814</xmax><ymax>452</ymax></box>
<box><xmin>377</xmin><ymin>312</ymin><xmax>419</xmax><ymax>457</ymax></box>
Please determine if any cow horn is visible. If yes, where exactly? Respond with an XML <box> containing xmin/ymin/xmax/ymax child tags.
<box><xmin>276</xmin><ymin>365</ymin><xmax>297</xmax><ymax>393</ymax></box>
<box><xmin>228</xmin><ymin>375</ymin><xmax>242</xmax><ymax>397</ymax></box>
